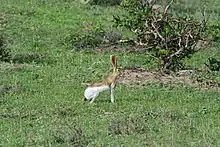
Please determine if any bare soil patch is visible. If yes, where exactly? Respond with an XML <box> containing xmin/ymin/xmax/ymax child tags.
<box><xmin>118</xmin><ymin>67</ymin><xmax>220</xmax><ymax>91</ymax></box>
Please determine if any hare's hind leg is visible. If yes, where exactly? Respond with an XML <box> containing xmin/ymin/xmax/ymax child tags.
<box><xmin>89</xmin><ymin>97</ymin><xmax>96</xmax><ymax>103</ymax></box>
<box><xmin>89</xmin><ymin>92</ymin><xmax>99</xmax><ymax>103</ymax></box>
<box><xmin>84</xmin><ymin>87</ymin><xmax>99</xmax><ymax>103</ymax></box>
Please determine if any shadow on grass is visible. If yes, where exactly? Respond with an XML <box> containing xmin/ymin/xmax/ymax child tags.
<box><xmin>0</xmin><ymin>82</ymin><xmax>22</xmax><ymax>95</ymax></box>
<box><xmin>11</xmin><ymin>52</ymin><xmax>55</xmax><ymax>65</ymax></box>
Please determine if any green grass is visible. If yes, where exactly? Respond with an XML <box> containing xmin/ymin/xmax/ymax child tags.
<box><xmin>1</xmin><ymin>0</ymin><xmax>220</xmax><ymax>146</ymax></box>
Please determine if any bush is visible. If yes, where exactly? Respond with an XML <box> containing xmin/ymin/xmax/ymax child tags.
<box><xmin>68</xmin><ymin>26</ymin><xmax>122</xmax><ymax>49</ymax></box>
<box><xmin>69</xmin><ymin>27</ymin><xmax>105</xmax><ymax>49</ymax></box>
<box><xmin>206</xmin><ymin>22</ymin><xmax>220</xmax><ymax>42</ymax></box>
<box><xmin>80</xmin><ymin>0</ymin><xmax>122</xmax><ymax>6</ymax></box>
<box><xmin>113</xmin><ymin>0</ymin><xmax>207</xmax><ymax>71</ymax></box>
<box><xmin>90</xmin><ymin>0</ymin><xmax>122</xmax><ymax>6</ymax></box>
<box><xmin>205</xmin><ymin>57</ymin><xmax>220</xmax><ymax>71</ymax></box>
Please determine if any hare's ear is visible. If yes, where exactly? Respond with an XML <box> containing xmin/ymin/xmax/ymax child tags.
<box><xmin>111</xmin><ymin>55</ymin><xmax>117</xmax><ymax>68</ymax></box>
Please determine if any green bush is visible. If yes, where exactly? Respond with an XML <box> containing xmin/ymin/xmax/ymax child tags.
<box><xmin>206</xmin><ymin>22</ymin><xmax>220</xmax><ymax>42</ymax></box>
<box><xmin>80</xmin><ymin>0</ymin><xmax>122</xmax><ymax>6</ymax></box>
<box><xmin>205</xmin><ymin>57</ymin><xmax>220</xmax><ymax>71</ymax></box>
<box><xmin>90</xmin><ymin>0</ymin><xmax>122</xmax><ymax>6</ymax></box>
<box><xmin>113</xmin><ymin>0</ymin><xmax>207</xmax><ymax>71</ymax></box>
<box><xmin>68</xmin><ymin>26</ymin><xmax>122</xmax><ymax>49</ymax></box>
<box><xmin>69</xmin><ymin>28</ymin><xmax>105</xmax><ymax>49</ymax></box>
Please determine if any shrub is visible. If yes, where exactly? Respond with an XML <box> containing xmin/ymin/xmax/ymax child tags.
<box><xmin>80</xmin><ymin>0</ymin><xmax>122</xmax><ymax>6</ymax></box>
<box><xmin>205</xmin><ymin>57</ymin><xmax>220</xmax><ymax>71</ymax></box>
<box><xmin>90</xmin><ymin>0</ymin><xmax>122</xmax><ymax>6</ymax></box>
<box><xmin>206</xmin><ymin>22</ymin><xmax>220</xmax><ymax>42</ymax></box>
<box><xmin>113</xmin><ymin>0</ymin><xmax>207</xmax><ymax>71</ymax></box>
<box><xmin>104</xmin><ymin>29</ymin><xmax>122</xmax><ymax>43</ymax></box>
<box><xmin>68</xmin><ymin>26</ymin><xmax>122</xmax><ymax>49</ymax></box>
<box><xmin>69</xmin><ymin>28</ymin><xmax>105</xmax><ymax>49</ymax></box>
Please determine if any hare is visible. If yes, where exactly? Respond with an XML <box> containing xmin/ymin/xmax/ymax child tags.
<box><xmin>84</xmin><ymin>55</ymin><xmax>121</xmax><ymax>103</ymax></box>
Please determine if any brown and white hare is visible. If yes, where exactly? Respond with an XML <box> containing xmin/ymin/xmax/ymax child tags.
<box><xmin>84</xmin><ymin>55</ymin><xmax>121</xmax><ymax>103</ymax></box>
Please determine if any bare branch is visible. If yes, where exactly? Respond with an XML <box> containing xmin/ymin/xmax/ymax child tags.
<box><xmin>144</xmin><ymin>50</ymin><xmax>161</xmax><ymax>63</ymax></box>
<box><xmin>178</xmin><ymin>37</ymin><xmax>181</xmax><ymax>48</ymax></box>
<box><xmin>185</xmin><ymin>33</ymin><xmax>190</xmax><ymax>48</ymax></box>
<box><xmin>164</xmin><ymin>0</ymin><xmax>174</xmax><ymax>15</ymax></box>
<box><xmin>151</xmin><ymin>22</ymin><xmax>165</xmax><ymax>41</ymax></box>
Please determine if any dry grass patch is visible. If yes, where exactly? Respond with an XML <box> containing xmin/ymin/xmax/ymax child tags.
<box><xmin>118</xmin><ymin>67</ymin><xmax>220</xmax><ymax>91</ymax></box>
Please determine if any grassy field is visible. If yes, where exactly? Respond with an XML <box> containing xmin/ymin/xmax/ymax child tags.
<box><xmin>1</xmin><ymin>0</ymin><xmax>220</xmax><ymax>146</ymax></box>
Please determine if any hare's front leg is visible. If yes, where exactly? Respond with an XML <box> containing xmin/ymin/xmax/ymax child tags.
<box><xmin>110</xmin><ymin>84</ymin><xmax>115</xmax><ymax>103</ymax></box>
<box><xmin>110</xmin><ymin>88</ymin><xmax>114</xmax><ymax>103</ymax></box>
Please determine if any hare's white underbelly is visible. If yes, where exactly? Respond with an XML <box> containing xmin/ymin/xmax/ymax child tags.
<box><xmin>84</xmin><ymin>85</ymin><xmax>110</xmax><ymax>100</ymax></box>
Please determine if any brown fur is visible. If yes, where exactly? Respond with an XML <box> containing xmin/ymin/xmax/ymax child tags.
<box><xmin>88</xmin><ymin>55</ymin><xmax>120</xmax><ymax>87</ymax></box>
<box><xmin>89</xmin><ymin>71</ymin><xmax>120</xmax><ymax>87</ymax></box>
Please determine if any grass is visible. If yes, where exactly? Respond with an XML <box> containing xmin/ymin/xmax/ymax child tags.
<box><xmin>0</xmin><ymin>0</ymin><xmax>220</xmax><ymax>146</ymax></box>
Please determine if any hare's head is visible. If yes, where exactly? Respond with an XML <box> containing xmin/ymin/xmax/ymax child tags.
<box><xmin>111</xmin><ymin>55</ymin><xmax>121</xmax><ymax>77</ymax></box>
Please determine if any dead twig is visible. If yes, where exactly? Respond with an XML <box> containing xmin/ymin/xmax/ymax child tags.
<box><xmin>151</xmin><ymin>22</ymin><xmax>165</xmax><ymax>41</ymax></box>
<box><xmin>164</xmin><ymin>0</ymin><xmax>174</xmax><ymax>16</ymax></box>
